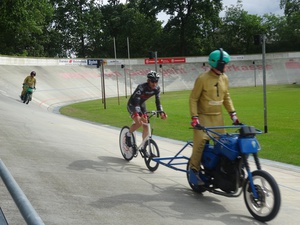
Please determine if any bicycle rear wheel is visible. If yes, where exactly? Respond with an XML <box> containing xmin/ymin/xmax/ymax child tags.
<box><xmin>143</xmin><ymin>139</ymin><xmax>160</xmax><ymax>172</ymax></box>
<box><xmin>119</xmin><ymin>126</ymin><xmax>136</xmax><ymax>161</ymax></box>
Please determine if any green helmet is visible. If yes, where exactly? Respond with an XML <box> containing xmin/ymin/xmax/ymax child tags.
<box><xmin>208</xmin><ymin>48</ymin><xmax>230</xmax><ymax>72</ymax></box>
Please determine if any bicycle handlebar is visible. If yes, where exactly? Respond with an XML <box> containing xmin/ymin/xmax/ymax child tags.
<box><xmin>145</xmin><ymin>110</ymin><xmax>164</xmax><ymax>118</ymax></box>
<box><xmin>145</xmin><ymin>110</ymin><xmax>164</xmax><ymax>114</ymax></box>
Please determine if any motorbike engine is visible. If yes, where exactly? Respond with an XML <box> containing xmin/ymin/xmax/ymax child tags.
<box><xmin>212</xmin><ymin>156</ymin><xmax>241</xmax><ymax>193</ymax></box>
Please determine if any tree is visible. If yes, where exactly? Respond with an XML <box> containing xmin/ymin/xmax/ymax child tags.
<box><xmin>260</xmin><ymin>14</ymin><xmax>286</xmax><ymax>52</ymax></box>
<box><xmin>219</xmin><ymin>1</ymin><xmax>263</xmax><ymax>54</ymax></box>
<box><xmin>279</xmin><ymin>0</ymin><xmax>300</xmax><ymax>51</ymax></box>
<box><xmin>49</xmin><ymin>0</ymin><xmax>103</xmax><ymax>58</ymax></box>
<box><xmin>280</xmin><ymin>0</ymin><xmax>300</xmax><ymax>17</ymax></box>
<box><xmin>0</xmin><ymin>0</ymin><xmax>53</xmax><ymax>56</ymax></box>
<box><xmin>158</xmin><ymin>0</ymin><xmax>222</xmax><ymax>56</ymax></box>
<box><xmin>0</xmin><ymin>0</ymin><xmax>298</xmax><ymax>57</ymax></box>
<box><xmin>136</xmin><ymin>0</ymin><xmax>163</xmax><ymax>18</ymax></box>
<box><xmin>100</xmin><ymin>2</ymin><xmax>163</xmax><ymax>58</ymax></box>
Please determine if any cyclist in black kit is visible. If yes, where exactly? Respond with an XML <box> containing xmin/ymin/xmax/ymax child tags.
<box><xmin>126</xmin><ymin>71</ymin><xmax>167</xmax><ymax>147</ymax></box>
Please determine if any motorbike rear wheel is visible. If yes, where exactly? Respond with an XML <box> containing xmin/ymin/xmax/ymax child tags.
<box><xmin>186</xmin><ymin>159</ymin><xmax>206</xmax><ymax>193</ymax></box>
<box><xmin>243</xmin><ymin>170</ymin><xmax>281</xmax><ymax>222</ymax></box>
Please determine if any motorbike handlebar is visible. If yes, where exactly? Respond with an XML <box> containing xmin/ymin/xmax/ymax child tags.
<box><xmin>192</xmin><ymin>124</ymin><xmax>263</xmax><ymax>135</ymax></box>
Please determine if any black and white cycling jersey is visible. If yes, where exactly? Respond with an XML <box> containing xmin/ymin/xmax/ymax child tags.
<box><xmin>127</xmin><ymin>82</ymin><xmax>163</xmax><ymax>116</ymax></box>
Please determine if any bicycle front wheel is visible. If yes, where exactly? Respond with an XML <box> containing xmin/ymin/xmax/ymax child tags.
<box><xmin>119</xmin><ymin>126</ymin><xmax>136</xmax><ymax>161</ymax></box>
<box><xmin>143</xmin><ymin>139</ymin><xmax>160</xmax><ymax>172</ymax></box>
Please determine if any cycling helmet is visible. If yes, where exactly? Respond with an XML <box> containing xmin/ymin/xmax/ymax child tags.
<box><xmin>208</xmin><ymin>48</ymin><xmax>230</xmax><ymax>73</ymax></box>
<box><xmin>147</xmin><ymin>71</ymin><xmax>160</xmax><ymax>82</ymax></box>
<box><xmin>30</xmin><ymin>71</ymin><xmax>36</xmax><ymax>76</ymax></box>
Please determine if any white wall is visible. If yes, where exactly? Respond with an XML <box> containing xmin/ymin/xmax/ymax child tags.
<box><xmin>0</xmin><ymin>52</ymin><xmax>299</xmax><ymax>111</ymax></box>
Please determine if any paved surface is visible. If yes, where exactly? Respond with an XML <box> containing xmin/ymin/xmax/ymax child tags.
<box><xmin>0</xmin><ymin>65</ymin><xmax>300</xmax><ymax>225</ymax></box>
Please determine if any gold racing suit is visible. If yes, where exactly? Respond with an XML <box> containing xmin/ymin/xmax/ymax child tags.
<box><xmin>21</xmin><ymin>75</ymin><xmax>36</xmax><ymax>96</ymax></box>
<box><xmin>189</xmin><ymin>70</ymin><xmax>236</xmax><ymax>171</ymax></box>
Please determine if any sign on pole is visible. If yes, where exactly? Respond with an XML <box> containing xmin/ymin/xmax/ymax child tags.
<box><xmin>144</xmin><ymin>57</ymin><xmax>186</xmax><ymax>64</ymax></box>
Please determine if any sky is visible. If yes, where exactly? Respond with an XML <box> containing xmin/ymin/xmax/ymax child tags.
<box><xmin>221</xmin><ymin>0</ymin><xmax>284</xmax><ymax>16</ymax></box>
<box><xmin>102</xmin><ymin>0</ymin><xmax>285</xmax><ymax>24</ymax></box>
<box><xmin>163</xmin><ymin>0</ymin><xmax>284</xmax><ymax>24</ymax></box>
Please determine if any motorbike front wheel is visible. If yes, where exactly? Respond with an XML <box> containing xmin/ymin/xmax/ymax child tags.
<box><xmin>243</xmin><ymin>170</ymin><xmax>281</xmax><ymax>222</ymax></box>
<box><xmin>23</xmin><ymin>93</ymin><xmax>30</xmax><ymax>104</ymax></box>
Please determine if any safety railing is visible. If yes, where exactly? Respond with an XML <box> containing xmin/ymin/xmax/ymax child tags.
<box><xmin>0</xmin><ymin>159</ymin><xmax>45</xmax><ymax>225</ymax></box>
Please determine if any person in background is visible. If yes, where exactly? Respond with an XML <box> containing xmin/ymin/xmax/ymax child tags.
<box><xmin>20</xmin><ymin>71</ymin><xmax>36</xmax><ymax>100</ymax></box>
<box><xmin>189</xmin><ymin>48</ymin><xmax>241</xmax><ymax>185</ymax></box>
<box><xmin>126</xmin><ymin>71</ymin><xmax>167</xmax><ymax>147</ymax></box>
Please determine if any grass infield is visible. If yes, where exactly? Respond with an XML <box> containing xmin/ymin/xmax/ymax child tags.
<box><xmin>60</xmin><ymin>84</ymin><xmax>300</xmax><ymax>166</ymax></box>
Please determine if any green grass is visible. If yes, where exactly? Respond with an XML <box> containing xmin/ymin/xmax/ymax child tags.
<box><xmin>60</xmin><ymin>84</ymin><xmax>300</xmax><ymax>166</ymax></box>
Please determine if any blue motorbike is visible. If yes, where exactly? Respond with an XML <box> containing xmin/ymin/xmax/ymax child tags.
<box><xmin>152</xmin><ymin>125</ymin><xmax>281</xmax><ymax>222</ymax></box>
<box><xmin>22</xmin><ymin>86</ymin><xmax>35</xmax><ymax>104</ymax></box>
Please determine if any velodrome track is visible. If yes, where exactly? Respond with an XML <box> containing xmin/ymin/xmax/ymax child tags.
<box><xmin>0</xmin><ymin>64</ymin><xmax>300</xmax><ymax>225</ymax></box>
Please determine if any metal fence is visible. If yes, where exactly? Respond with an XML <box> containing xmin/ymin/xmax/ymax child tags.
<box><xmin>0</xmin><ymin>159</ymin><xmax>45</xmax><ymax>225</ymax></box>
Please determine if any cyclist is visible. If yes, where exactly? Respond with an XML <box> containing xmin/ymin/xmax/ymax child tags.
<box><xmin>189</xmin><ymin>48</ymin><xmax>240</xmax><ymax>185</ymax></box>
<box><xmin>20</xmin><ymin>71</ymin><xmax>36</xmax><ymax>100</ymax></box>
<box><xmin>126</xmin><ymin>71</ymin><xmax>167</xmax><ymax>147</ymax></box>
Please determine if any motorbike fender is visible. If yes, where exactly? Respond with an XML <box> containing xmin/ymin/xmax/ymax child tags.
<box><xmin>238</xmin><ymin>138</ymin><xmax>260</xmax><ymax>154</ymax></box>
<box><xmin>27</xmin><ymin>88</ymin><xmax>34</xmax><ymax>93</ymax></box>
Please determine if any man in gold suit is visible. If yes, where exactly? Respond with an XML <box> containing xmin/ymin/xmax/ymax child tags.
<box><xmin>20</xmin><ymin>71</ymin><xmax>36</xmax><ymax>100</ymax></box>
<box><xmin>189</xmin><ymin>48</ymin><xmax>240</xmax><ymax>185</ymax></box>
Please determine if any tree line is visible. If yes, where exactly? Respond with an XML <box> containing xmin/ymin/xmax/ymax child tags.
<box><xmin>0</xmin><ymin>0</ymin><xmax>299</xmax><ymax>58</ymax></box>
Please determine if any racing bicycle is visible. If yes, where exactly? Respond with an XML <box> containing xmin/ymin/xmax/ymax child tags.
<box><xmin>119</xmin><ymin>110</ymin><xmax>163</xmax><ymax>171</ymax></box>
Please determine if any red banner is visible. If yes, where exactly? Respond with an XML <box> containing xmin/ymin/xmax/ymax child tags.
<box><xmin>144</xmin><ymin>57</ymin><xmax>186</xmax><ymax>64</ymax></box>
<box><xmin>285</xmin><ymin>60</ymin><xmax>300</xmax><ymax>69</ymax></box>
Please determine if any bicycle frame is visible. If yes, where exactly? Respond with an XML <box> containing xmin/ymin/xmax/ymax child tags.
<box><xmin>133</xmin><ymin>110</ymin><xmax>162</xmax><ymax>149</ymax></box>
<box><xmin>134</xmin><ymin>122</ymin><xmax>152</xmax><ymax>151</ymax></box>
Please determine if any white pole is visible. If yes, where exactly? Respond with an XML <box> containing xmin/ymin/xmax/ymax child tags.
<box><xmin>113</xmin><ymin>37</ymin><xmax>120</xmax><ymax>105</ymax></box>
<box><xmin>127</xmin><ymin>37</ymin><xmax>132</xmax><ymax>94</ymax></box>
